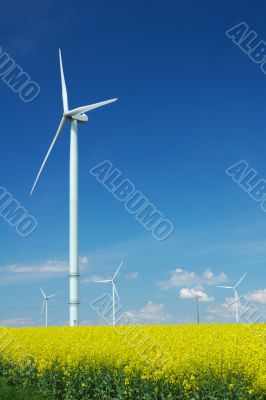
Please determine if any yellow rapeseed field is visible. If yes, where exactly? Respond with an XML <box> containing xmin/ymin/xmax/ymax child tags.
<box><xmin>0</xmin><ymin>324</ymin><xmax>265</xmax><ymax>399</ymax></box>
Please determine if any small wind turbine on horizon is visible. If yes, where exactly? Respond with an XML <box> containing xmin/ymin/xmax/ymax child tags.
<box><xmin>195</xmin><ymin>295</ymin><xmax>201</xmax><ymax>324</ymax></box>
<box><xmin>217</xmin><ymin>273</ymin><xmax>247</xmax><ymax>324</ymax></box>
<box><xmin>30</xmin><ymin>49</ymin><xmax>117</xmax><ymax>326</ymax></box>
<box><xmin>93</xmin><ymin>261</ymin><xmax>123</xmax><ymax>326</ymax></box>
<box><xmin>40</xmin><ymin>287</ymin><xmax>57</xmax><ymax>327</ymax></box>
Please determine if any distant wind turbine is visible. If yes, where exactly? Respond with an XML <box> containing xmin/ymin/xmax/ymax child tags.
<box><xmin>93</xmin><ymin>261</ymin><xmax>123</xmax><ymax>326</ymax></box>
<box><xmin>40</xmin><ymin>287</ymin><xmax>57</xmax><ymax>327</ymax></box>
<box><xmin>30</xmin><ymin>49</ymin><xmax>117</xmax><ymax>326</ymax></box>
<box><xmin>196</xmin><ymin>295</ymin><xmax>200</xmax><ymax>324</ymax></box>
<box><xmin>217</xmin><ymin>273</ymin><xmax>247</xmax><ymax>324</ymax></box>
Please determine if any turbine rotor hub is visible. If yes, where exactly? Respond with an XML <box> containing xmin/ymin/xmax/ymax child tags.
<box><xmin>67</xmin><ymin>113</ymin><xmax>88</xmax><ymax>123</ymax></box>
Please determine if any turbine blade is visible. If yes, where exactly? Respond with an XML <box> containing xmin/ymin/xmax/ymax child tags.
<box><xmin>113</xmin><ymin>283</ymin><xmax>120</xmax><ymax>301</ymax></box>
<box><xmin>30</xmin><ymin>117</ymin><xmax>66</xmax><ymax>196</ymax></box>
<box><xmin>93</xmin><ymin>280</ymin><xmax>111</xmax><ymax>283</ymax></box>
<box><xmin>59</xmin><ymin>49</ymin><xmax>69</xmax><ymax>113</ymax></box>
<box><xmin>216</xmin><ymin>286</ymin><xmax>233</xmax><ymax>289</ymax></box>
<box><xmin>41</xmin><ymin>299</ymin><xmax>45</xmax><ymax>314</ymax></box>
<box><xmin>47</xmin><ymin>293</ymin><xmax>57</xmax><ymax>299</ymax></box>
<box><xmin>113</xmin><ymin>260</ymin><xmax>123</xmax><ymax>281</ymax></box>
<box><xmin>66</xmin><ymin>98</ymin><xmax>117</xmax><ymax>117</ymax></box>
<box><xmin>235</xmin><ymin>273</ymin><xmax>247</xmax><ymax>288</ymax></box>
<box><xmin>40</xmin><ymin>287</ymin><xmax>46</xmax><ymax>298</ymax></box>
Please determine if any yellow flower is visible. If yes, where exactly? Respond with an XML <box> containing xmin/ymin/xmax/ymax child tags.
<box><xmin>0</xmin><ymin>324</ymin><xmax>265</xmax><ymax>395</ymax></box>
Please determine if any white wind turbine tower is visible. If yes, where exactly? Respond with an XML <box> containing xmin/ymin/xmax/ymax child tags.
<box><xmin>93</xmin><ymin>261</ymin><xmax>123</xmax><ymax>326</ymax></box>
<box><xmin>217</xmin><ymin>273</ymin><xmax>247</xmax><ymax>324</ymax></box>
<box><xmin>30</xmin><ymin>50</ymin><xmax>117</xmax><ymax>326</ymax></box>
<box><xmin>195</xmin><ymin>294</ymin><xmax>201</xmax><ymax>324</ymax></box>
<box><xmin>40</xmin><ymin>287</ymin><xmax>57</xmax><ymax>327</ymax></box>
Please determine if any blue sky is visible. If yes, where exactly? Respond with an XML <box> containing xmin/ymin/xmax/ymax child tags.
<box><xmin>0</xmin><ymin>0</ymin><xmax>266</xmax><ymax>326</ymax></box>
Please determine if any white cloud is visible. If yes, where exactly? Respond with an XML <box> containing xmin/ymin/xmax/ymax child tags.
<box><xmin>179</xmin><ymin>288</ymin><xmax>214</xmax><ymax>302</ymax></box>
<box><xmin>0</xmin><ymin>256</ymin><xmax>88</xmax><ymax>285</ymax></box>
<box><xmin>207</xmin><ymin>296</ymin><xmax>252</xmax><ymax>323</ymax></box>
<box><xmin>81</xmin><ymin>274</ymin><xmax>110</xmax><ymax>284</ymax></box>
<box><xmin>245</xmin><ymin>289</ymin><xmax>266</xmax><ymax>304</ymax></box>
<box><xmin>206</xmin><ymin>297</ymin><xmax>236</xmax><ymax>322</ymax></box>
<box><xmin>125</xmin><ymin>301</ymin><xmax>171</xmax><ymax>324</ymax></box>
<box><xmin>159</xmin><ymin>268</ymin><xmax>227</xmax><ymax>290</ymax></box>
<box><xmin>4</xmin><ymin>260</ymin><xmax>68</xmax><ymax>274</ymax></box>
<box><xmin>79</xmin><ymin>256</ymin><xmax>89</xmax><ymax>266</ymax></box>
<box><xmin>0</xmin><ymin>317</ymin><xmax>33</xmax><ymax>327</ymax></box>
<box><xmin>125</xmin><ymin>272</ymin><xmax>139</xmax><ymax>280</ymax></box>
<box><xmin>0</xmin><ymin>235</ymin><xmax>170</xmax><ymax>287</ymax></box>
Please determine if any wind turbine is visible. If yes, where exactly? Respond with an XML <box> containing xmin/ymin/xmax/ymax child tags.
<box><xmin>196</xmin><ymin>295</ymin><xmax>200</xmax><ymax>324</ymax></box>
<box><xmin>40</xmin><ymin>287</ymin><xmax>57</xmax><ymax>327</ymax></box>
<box><xmin>217</xmin><ymin>273</ymin><xmax>247</xmax><ymax>324</ymax></box>
<box><xmin>30</xmin><ymin>50</ymin><xmax>117</xmax><ymax>326</ymax></box>
<box><xmin>93</xmin><ymin>261</ymin><xmax>123</xmax><ymax>326</ymax></box>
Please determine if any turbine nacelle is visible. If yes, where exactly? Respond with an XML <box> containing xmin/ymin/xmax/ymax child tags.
<box><xmin>70</xmin><ymin>113</ymin><xmax>88</xmax><ymax>123</ymax></box>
